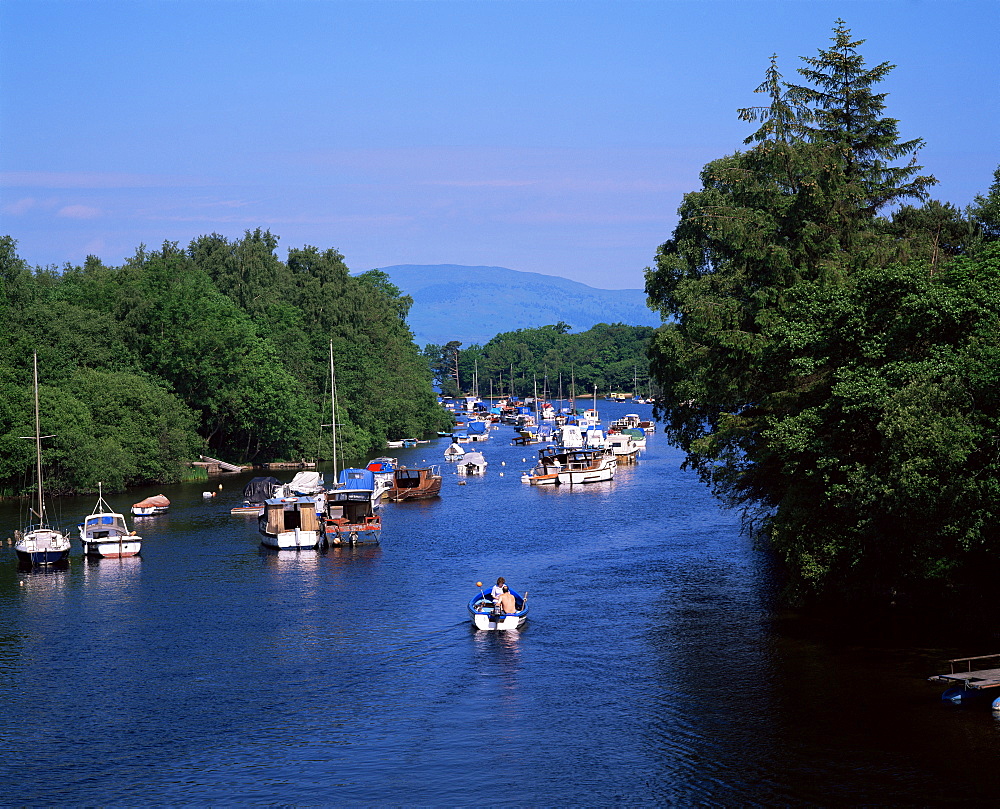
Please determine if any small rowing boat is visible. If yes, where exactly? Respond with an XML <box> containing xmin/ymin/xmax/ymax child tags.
<box><xmin>468</xmin><ymin>584</ymin><xmax>528</xmax><ymax>630</ymax></box>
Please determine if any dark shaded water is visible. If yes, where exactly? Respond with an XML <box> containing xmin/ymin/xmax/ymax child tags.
<box><xmin>3</xmin><ymin>401</ymin><xmax>1000</xmax><ymax>805</ymax></box>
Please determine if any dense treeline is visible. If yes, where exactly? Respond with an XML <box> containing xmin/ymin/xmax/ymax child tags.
<box><xmin>644</xmin><ymin>20</ymin><xmax>1000</xmax><ymax>610</ymax></box>
<box><xmin>0</xmin><ymin>230</ymin><xmax>451</xmax><ymax>494</ymax></box>
<box><xmin>424</xmin><ymin>322</ymin><xmax>655</xmax><ymax>399</ymax></box>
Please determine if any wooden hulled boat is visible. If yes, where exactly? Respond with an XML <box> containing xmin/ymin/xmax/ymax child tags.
<box><xmin>384</xmin><ymin>465</ymin><xmax>442</xmax><ymax>501</ymax></box>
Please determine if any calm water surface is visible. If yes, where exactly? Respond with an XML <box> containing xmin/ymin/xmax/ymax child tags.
<box><xmin>3</xmin><ymin>401</ymin><xmax>1000</xmax><ymax>805</ymax></box>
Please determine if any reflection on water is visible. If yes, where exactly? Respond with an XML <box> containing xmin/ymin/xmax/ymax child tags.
<box><xmin>259</xmin><ymin>545</ymin><xmax>323</xmax><ymax>568</ymax></box>
<box><xmin>80</xmin><ymin>554</ymin><xmax>142</xmax><ymax>590</ymax></box>
<box><xmin>14</xmin><ymin>562</ymin><xmax>71</xmax><ymax>602</ymax></box>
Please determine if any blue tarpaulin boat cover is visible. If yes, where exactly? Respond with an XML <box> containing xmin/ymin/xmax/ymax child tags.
<box><xmin>338</xmin><ymin>468</ymin><xmax>376</xmax><ymax>490</ymax></box>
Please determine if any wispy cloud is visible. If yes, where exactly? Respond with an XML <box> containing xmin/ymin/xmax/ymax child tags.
<box><xmin>151</xmin><ymin>212</ymin><xmax>414</xmax><ymax>227</ymax></box>
<box><xmin>57</xmin><ymin>204</ymin><xmax>102</xmax><ymax>219</ymax></box>
<box><xmin>2</xmin><ymin>197</ymin><xmax>38</xmax><ymax>215</ymax></box>
<box><xmin>0</xmin><ymin>171</ymin><xmax>210</xmax><ymax>189</ymax></box>
<box><xmin>421</xmin><ymin>179</ymin><xmax>538</xmax><ymax>188</ymax></box>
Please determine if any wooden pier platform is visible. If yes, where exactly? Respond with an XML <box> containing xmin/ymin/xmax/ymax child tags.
<box><xmin>929</xmin><ymin>653</ymin><xmax>1000</xmax><ymax>691</ymax></box>
<box><xmin>198</xmin><ymin>455</ymin><xmax>252</xmax><ymax>474</ymax></box>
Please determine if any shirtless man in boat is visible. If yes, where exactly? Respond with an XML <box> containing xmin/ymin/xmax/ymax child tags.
<box><xmin>498</xmin><ymin>585</ymin><xmax>517</xmax><ymax>614</ymax></box>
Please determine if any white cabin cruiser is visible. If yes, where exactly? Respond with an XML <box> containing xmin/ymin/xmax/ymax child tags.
<box><xmin>79</xmin><ymin>483</ymin><xmax>141</xmax><ymax>558</ymax></box>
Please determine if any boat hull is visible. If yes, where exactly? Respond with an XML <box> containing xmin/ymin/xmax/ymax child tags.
<box><xmin>557</xmin><ymin>467</ymin><xmax>615</xmax><ymax>485</ymax></box>
<box><xmin>325</xmin><ymin>524</ymin><xmax>381</xmax><ymax>544</ymax></box>
<box><xmin>385</xmin><ymin>468</ymin><xmax>442</xmax><ymax>501</ymax></box>
<box><xmin>527</xmin><ymin>473</ymin><xmax>560</xmax><ymax>485</ymax></box>
<box><xmin>16</xmin><ymin>547</ymin><xmax>70</xmax><ymax>566</ymax></box>
<box><xmin>260</xmin><ymin>528</ymin><xmax>323</xmax><ymax>549</ymax></box>
<box><xmin>468</xmin><ymin>591</ymin><xmax>528</xmax><ymax>631</ymax></box>
<box><xmin>131</xmin><ymin>506</ymin><xmax>168</xmax><ymax>516</ymax></box>
<box><xmin>470</xmin><ymin>611</ymin><xmax>528</xmax><ymax>630</ymax></box>
<box><xmin>16</xmin><ymin>528</ymin><xmax>71</xmax><ymax>566</ymax></box>
<box><xmin>81</xmin><ymin>538</ymin><xmax>141</xmax><ymax>558</ymax></box>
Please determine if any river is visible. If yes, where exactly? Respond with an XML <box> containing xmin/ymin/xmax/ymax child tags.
<box><xmin>2</xmin><ymin>400</ymin><xmax>1000</xmax><ymax>805</ymax></box>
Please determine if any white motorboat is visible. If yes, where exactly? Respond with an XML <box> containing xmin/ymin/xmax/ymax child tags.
<box><xmin>79</xmin><ymin>483</ymin><xmax>141</xmax><ymax>558</ymax></box>
<box><xmin>365</xmin><ymin>457</ymin><xmax>397</xmax><ymax>503</ymax></box>
<box><xmin>277</xmin><ymin>470</ymin><xmax>325</xmax><ymax>497</ymax></box>
<box><xmin>14</xmin><ymin>352</ymin><xmax>71</xmax><ymax>567</ymax></box>
<box><xmin>605</xmin><ymin>432</ymin><xmax>641</xmax><ymax>463</ymax></box>
<box><xmin>258</xmin><ymin>495</ymin><xmax>324</xmax><ymax>549</ymax></box>
<box><xmin>468</xmin><ymin>586</ymin><xmax>528</xmax><ymax>630</ymax></box>
<box><xmin>556</xmin><ymin>448</ymin><xmax>617</xmax><ymax>485</ymax></box>
<box><xmin>444</xmin><ymin>442</ymin><xmax>466</xmax><ymax>461</ymax></box>
<box><xmin>621</xmin><ymin>428</ymin><xmax>647</xmax><ymax>450</ymax></box>
<box><xmin>525</xmin><ymin>446</ymin><xmax>616</xmax><ymax>485</ymax></box>
<box><xmin>457</xmin><ymin>451</ymin><xmax>488</xmax><ymax>475</ymax></box>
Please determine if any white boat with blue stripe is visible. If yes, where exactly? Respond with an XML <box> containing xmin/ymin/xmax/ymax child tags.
<box><xmin>468</xmin><ymin>585</ymin><xmax>529</xmax><ymax>630</ymax></box>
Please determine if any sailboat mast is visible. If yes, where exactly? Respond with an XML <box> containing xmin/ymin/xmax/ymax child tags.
<box><xmin>33</xmin><ymin>351</ymin><xmax>43</xmax><ymax>526</ymax></box>
<box><xmin>329</xmin><ymin>340</ymin><xmax>338</xmax><ymax>477</ymax></box>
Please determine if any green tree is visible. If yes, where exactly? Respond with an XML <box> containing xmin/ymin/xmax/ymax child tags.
<box><xmin>970</xmin><ymin>164</ymin><xmax>1000</xmax><ymax>245</ymax></box>
<box><xmin>645</xmin><ymin>22</ymin><xmax>965</xmax><ymax>606</ymax></box>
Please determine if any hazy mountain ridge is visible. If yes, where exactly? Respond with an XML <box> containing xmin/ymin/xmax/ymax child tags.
<box><xmin>374</xmin><ymin>264</ymin><xmax>662</xmax><ymax>346</ymax></box>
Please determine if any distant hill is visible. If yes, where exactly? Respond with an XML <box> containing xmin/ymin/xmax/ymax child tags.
<box><xmin>372</xmin><ymin>264</ymin><xmax>662</xmax><ymax>347</ymax></box>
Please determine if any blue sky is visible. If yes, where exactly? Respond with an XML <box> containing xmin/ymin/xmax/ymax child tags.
<box><xmin>1</xmin><ymin>0</ymin><xmax>997</xmax><ymax>289</ymax></box>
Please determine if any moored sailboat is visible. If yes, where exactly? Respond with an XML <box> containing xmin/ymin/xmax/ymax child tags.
<box><xmin>14</xmin><ymin>352</ymin><xmax>71</xmax><ymax>567</ymax></box>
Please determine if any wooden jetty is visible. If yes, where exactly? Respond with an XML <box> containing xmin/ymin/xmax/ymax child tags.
<box><xmin>929</xmin><ymin>653</ymin><xmax>1000</xmax><ymax>707</ymax></box>
<box><xmin>260</xmin><ymin>460</ymin><xmax>316</xmax><ymax>470</ymax></box>
<box><xmin>197</xmin><ymin>455</ymin><xmax>251</xmax><ymax>474</ymax></box>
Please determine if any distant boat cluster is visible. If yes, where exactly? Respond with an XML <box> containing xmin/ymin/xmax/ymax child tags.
<box><xmin>438</xmin><ymin>393</ymin><xmax>654</xmax><ymax>487</ymax></box>
<box><xmin>238</xmin><ymin>458</ymin><xmax>442</xmax><ymax>550</ymax></box>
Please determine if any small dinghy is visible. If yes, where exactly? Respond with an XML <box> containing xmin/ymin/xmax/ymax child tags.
<box><xmin>131</xmin><ymin>494</ymin><xmax>170</xmax><ymax>516</ymax></box>
<box><xmin>468</xmin><ymin>584</ymin><xmax>528</xmax><ymax>631</ymax></box>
